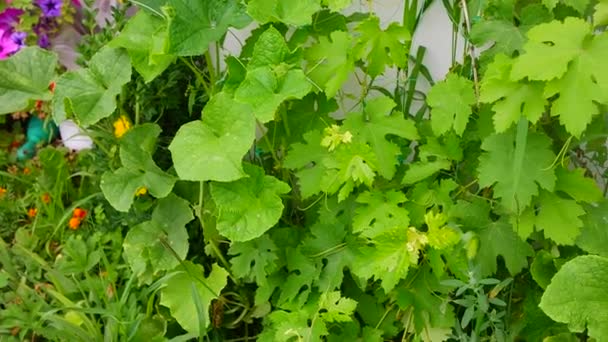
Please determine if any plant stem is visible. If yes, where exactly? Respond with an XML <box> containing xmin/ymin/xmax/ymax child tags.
<box><xmin>459</xmin><ymin>0</ymin><xmax>480</xmax><ymax>101</ymax></box>
<box><xmin>204</xmin><ymin>50</ymin><xmax>217</xmax><ymax>93</ymax></box>
<box><xmin>197</xmin><ymin>181</ymin><xmax>236</xmax><ymax>283</ymax></box>
<box><xmin>179</xmin><ymin>57</ymin><xmax>210</xmax><ymax>94</ymax></box>
<box><xmin>257</xmin><ymin>122</ymin><xmax>280</xmax><ymax>165</ymax></box>
<box><xmin>135</xmin><ymin>94</ymin><xmax>140</xmax><ymax>125</ymax></box>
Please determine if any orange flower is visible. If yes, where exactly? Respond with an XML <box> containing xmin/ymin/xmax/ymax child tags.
<box><xmin>68</xmin><ymin>217</ymin><xmax>81</xmax><ymax>230</ymax></box>
<box><xmin>35</xmin><ymin>100</ymin><xmax>44</xmax><ymax>111</ymax></box>
<box><xmin>0</xmin><ymin>187</ymin><xmax>6</xmax><ymax>197</ymax></box>
<box><xmin>23</xmin><ymin>167</ymin><xmax>31</xmax><ymax>175</ymax></box>
<box><xmin>73</xmin><ymin>207</ymin><xmax>87</xmax><ymax>219</ymax></box>
<box><xmin>27</xmin><ymin>208</ymin><xmax>37</xmax><ymax>218</ymax></box>
<box><xmin>41</xmin><ymin>193</ymin><xmax>51</xmax><ymax>204</ymax></box>
<box><xmin>49</xmin><ymin>82</ymin><xmax>56</xmax><ymax>93</ymax></box>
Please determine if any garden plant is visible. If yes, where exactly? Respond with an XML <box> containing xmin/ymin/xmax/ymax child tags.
<box><xmin>0</xmin><ymin>0</ymin><xmax>607</xmax><ymax>340</ymax></box>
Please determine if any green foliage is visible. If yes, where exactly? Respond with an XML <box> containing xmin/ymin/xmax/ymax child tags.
<box><xmin>247</xmin><ymin>0</ymin><xmax>321</xmax><ymax>26</ymax></box>
<box><xmin>480</xmin><ymin>54</ymin><xmax>546</xmax><ymax>132</ymax></box>
<box><xmin>160</xmin><ymin>262</ymin><xmax>229</xmax><ymax>335</ymax></box>
<box><xmin>534</xmin><ymin>190</ymin><xmax>586</xmax><ymax>245</ymax></box>
<box><xmin>234</xmin><ymin>27</ymin><xmax>312</xmax><ymax>122</ymax></box>
<box><xmin>101</xmin><ymin>123</ymin><xmax>176</xmax><ymax>212</ymax></box>
<box><xmin>235</xmin><ymin>67</ymin><xmax>312</xmax><ymax>122</ymax></box>
<box><xmin>1</xmin><ymin>0</ymin><xmax>607</xmax><ymax>340</ymax></box>
<box><xmin>166</xmin><ymin>0</ymin><xmax>251</xmax><ymax>56</ymax></box>
<box><xmin>540</xmin><ymin>255</ymin><xmax>608</xmax><ymax>340</ymax></box>
<box><xmin>0</xmin><ymin>47</ymin><xmax>57</xmax><ymax>115</ymax></box>
<box><xmin>396</xmin><ymin>266</ymin><xmax>455</xmax><ymax>339</ymax></box>
<box><xmin>283</xmin><ymin>130</ymin><xmax>329</xmax><ymax>198</ymax></box>
<box><xmin>476</xmin><ymin>221</ymin><xmax>534</xmax><ymax>277</ymax></box>
<box><xmin>210</xmin><ymin>163</ymin><xmax>290</xmax><ymax>242</ymax></box>
<box><xmin>427</xmin><ymin>73</ymin><xmax>476</xmax><ymax>136</ymax></box>
<box><xmin>123</xmin><ymin>194</ymin><xmax>193</xmax><ymax>284</ymax></box>
<box><xmin>352</xmin><ymin>190</ymin><xmax>409</xmax><ymax>238</ymax></box>
<box><xmin>511</xmin><ymin>18</ymin><xmax>608</xmax><ymax>136</ymax></box>
<box><xmin>53</xmin><ymin>47</ymin><xmax>132</xmax><ymax>125</ymax></box>
<box><xmin>576</xmin><ymin>200</ymin><xmax>608</xmax><ymax>257</ymax></box>
<box><xmin>229</xmin><ymin>234</ymin><xmax>278</xmax><ymax>285</ymax></box>
<box><xmin>351</xmin><ymin>226</ymin><xmax>412</xmax><ymax>292</ymax></box>
<box><xmin>169</xmin><ymin>92</ymin><xmax>255</xmax><ymax>181</ymax></box>
<box><xmin>596</xmin><ymin>0</ymin><xmax>608</xmax><ymax>25</ymax></box>
<box><xmin>477</xmin><ymin>124</ymin><xmax>556</xmax><ymax>213</ymax></box>
<box><xmin>353</xmin><ymin>16</ymin><xmax>410</xmax><ymax>77</ymax></box>
<box><xmin>110</xmin><ymin>11</ymin><xmax>175</xmax><ymax>82</ymax></box>
<box><xmin>258</xmin><ymin>291</ymin><xmax>357</xmax><ymax>341</ymax></box>
<box><xmin>469</xmin><ymin>20</ymin><xmax>525</xmax><ymax>63</ymax></box>
<box><xmin>343</xmin><ymin>96</ymin><xmax>418</xmax><ymax>179</ymax></box>
<box><xmin>305</xmin><ymin>31</ymin><xmax>355</xmax><ymax>98</ymax></box>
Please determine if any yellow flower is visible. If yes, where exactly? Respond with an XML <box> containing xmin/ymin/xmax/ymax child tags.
<box><xmin>113</xmin><ymin>115</ymin><xmax>131</xmax><ymax>138</ymax></box>
<box><xmin>135</xmin><ymin>187</ymin><xmax>148</xmax><ymax>196</ymax></box>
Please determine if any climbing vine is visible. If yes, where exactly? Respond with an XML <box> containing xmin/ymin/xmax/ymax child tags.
<box><xmin>0</xmin><ymin>0</ymin><xmax>607</xmax><ymax>340</ymax></box>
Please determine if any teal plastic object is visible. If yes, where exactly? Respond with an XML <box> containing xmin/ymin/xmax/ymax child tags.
<box><xmin>16</xmin><ymin>116</ymin><xmax>59</xmax><ymax>161</ymax></box>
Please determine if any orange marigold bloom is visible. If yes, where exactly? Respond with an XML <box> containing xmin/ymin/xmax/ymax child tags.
<box><xmin>41</xmin><ymin>193</ymin><xmax>51</xmax><ymax>204</ymax></box>
<box><xmin>23</xmin><ymin>167</ymin><xmax>31</xmax><ymax>175</ymax></box>
<box><xmin>27</xmin><ymin>208</ymin><xmax>37</xmax><ymax>218</ymax></box>
<box><xmin>0</xmin><ymin>187</ymin><xmax>6</xmax><ymax>197</ymax></box>
<box><xmin>73</xmin><ymin>207</ymin><xmax>87</xmax><ymax>219</ymax></box>
<box><xmin>68</xmin><ymin>217</ymin><xmax>81</xmax><ymax>230</ymax></box>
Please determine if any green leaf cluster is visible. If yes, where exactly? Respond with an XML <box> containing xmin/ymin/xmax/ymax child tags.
<box><xmin>101</xmin><ymin>123</ymin><xmax>176</xmax><ymax>212</ymax></box>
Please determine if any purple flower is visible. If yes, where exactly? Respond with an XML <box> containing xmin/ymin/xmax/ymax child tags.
<box><xmin>38</xmin><ymin>0</ymin><xmax>63</xmax><ymax>17</ymax></box>
<box><xmin>0</xmin><ymin>8</ymin><xmax>22</xmax><ymax>29</ymax></box>
<box><xmin>38</xmin><ymin>33</ymin><xmax>50</xmax><ymax>48</ymax></box>
<box><xmin>10</xmin><ymin>31</ymin><xmax>26</xmax><ymax>47</ymax></box>
<box><xmin>0</xmin><ymin>28</ymin><xmax>19</xmax><ymax>59</ymax></box>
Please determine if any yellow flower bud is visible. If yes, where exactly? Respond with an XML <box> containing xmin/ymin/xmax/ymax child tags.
<box><xmin>113</xmin><ymin>115</ymin><xmax>131</xmax><ymax>138</ymax></box>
